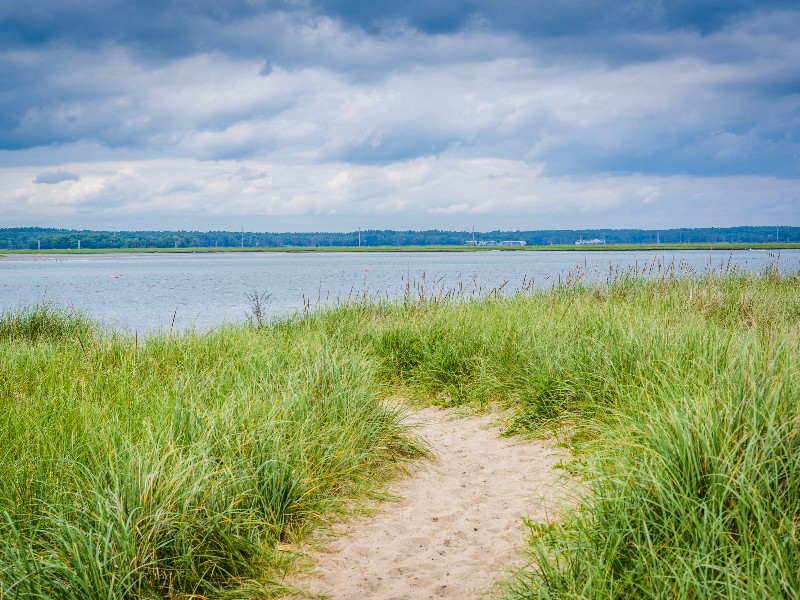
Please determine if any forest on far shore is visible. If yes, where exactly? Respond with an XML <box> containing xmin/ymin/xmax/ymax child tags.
<box><xmin>0</xmin><ymin>225</ymin><xmax>796</xmax><ymax>251</ymax></box>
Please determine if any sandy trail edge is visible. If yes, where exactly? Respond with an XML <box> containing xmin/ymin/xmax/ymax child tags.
<box><xmin>288</xmin><ymin>407</ymin><xmax>569</xmax><ymax>600</ymax></box>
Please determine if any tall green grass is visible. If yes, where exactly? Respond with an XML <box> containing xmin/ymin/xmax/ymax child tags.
<box><xmin>0</xmin><ymin>311</ymin><xmax>422</xmax><ymax>598</ymax></box>
<box><xmin>0</xmin><ymin>301</ymin><xmax>94</xmax><ymax>342</ymax></box>
<box><xmin>518</xmin><ymin>346</ymin><xmax>800</xmax><ymax>599</ymax></box>
<box><xmin>331</xmin><ymin>268</ymin><xmax>798</xmax><ymax>599</ymax></box>
<box><xmin>2</xmin><ymin>264</ymin><xmax>798</xmax><ymax>598</ymax></box>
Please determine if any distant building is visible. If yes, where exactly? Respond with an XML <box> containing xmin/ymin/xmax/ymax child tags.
<box><xmin>575</xmin><ymin>238</ymin><xmax>605</xmax><ymax>245</ymax></box>
<box><xmin>464</xmin><ymin>239</ymin><xmax>526</xmax><ymax>247</ymax></box>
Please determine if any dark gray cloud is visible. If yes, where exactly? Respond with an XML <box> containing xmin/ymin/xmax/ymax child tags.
<box><xmin>33</xmin><ymin>169</ymin><xmax>80</xmax><ymax>184</ymax></box>
<box><xmin>2</xmin><ymin>1</ymin><xmax>797</xmax><ymax>57</ymax></box>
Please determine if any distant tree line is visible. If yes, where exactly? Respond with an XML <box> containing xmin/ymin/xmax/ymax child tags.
<box><xmin>0</xmin><ymin>226</ymin><xmax>796</xmax><ymax>250</ymax></box>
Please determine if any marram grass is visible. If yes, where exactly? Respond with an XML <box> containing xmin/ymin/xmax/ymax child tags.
<box><xmin>0</xmin><ymin>313</ymin><xmax>422</xmax><ymax>598</ymax></box>
<box><xmin>1</xmin><ymin>265</ymin><xmax>798</xmax><ymax>598</ymax></box>
<box><xmin>304</xmin><ymin>267</ymin><xmax>799</xmax><ymax>599</ymax></box>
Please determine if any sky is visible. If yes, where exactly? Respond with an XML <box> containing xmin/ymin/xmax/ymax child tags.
<box><xmin>0</xmin><ymin>0</ymin><xmax>798</xmax><ymax>232</ymax></box>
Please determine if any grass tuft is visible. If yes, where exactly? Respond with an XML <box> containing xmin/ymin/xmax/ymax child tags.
<box><xmin>0</xmin><ymin>302</ymin><xmax>94</xmax><ymax>342</ymax></box>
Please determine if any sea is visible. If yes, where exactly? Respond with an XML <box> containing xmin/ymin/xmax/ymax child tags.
<box><xmin>1</xmin><ymin>249</ymin><xmax>797</xmax><ymax>333</ymax></box>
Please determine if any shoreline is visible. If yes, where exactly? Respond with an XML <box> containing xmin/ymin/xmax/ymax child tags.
<box><xmin>2</xmin><ymin>242</ymin><xmax>799</xmax><ymax>255</ymax></box>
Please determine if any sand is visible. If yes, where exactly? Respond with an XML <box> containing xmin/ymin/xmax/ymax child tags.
<box><xmin>290</xmin><ymin>406</ymin><xmax>568</xmax><ymax>599</ymax></box>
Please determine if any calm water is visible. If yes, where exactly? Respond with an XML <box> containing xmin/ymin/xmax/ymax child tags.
<box><xmin>1</xmin><ymin>250</ymin><xmax>797</xmax><ymax>333</ymax></box>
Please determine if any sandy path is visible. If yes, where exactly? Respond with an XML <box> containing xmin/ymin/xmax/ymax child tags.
<box><xmin>291</xmin><ymin>407</ymin><xmax>568</xmax><ymax>599</ymax></box>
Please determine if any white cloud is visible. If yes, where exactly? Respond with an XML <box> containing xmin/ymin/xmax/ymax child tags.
<box><xmin>1</xmin><ymin>157</ymin><xmax>797</xmax><ymax>230</ymax></box>
<box><xmin>637</xmin><ymin>185</ymin><xmax>661</xmax><ymax>205</ymax></box>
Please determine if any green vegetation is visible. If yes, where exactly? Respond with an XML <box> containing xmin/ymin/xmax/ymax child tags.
<box><xmin>2</xmin><ymin>225</ymin><xmax>798</xmax><ymax>251</ymax></box>
<box><xmin>355</xmin><ymin>266</ymin><xmax>799</xmax><ymax>599</ymax></box>
<box><xmin>1</xmin><ymin>260</ymin><xmax>798</xmax><ymax>598</ymax></box>
<box><xmin>497</xmin><ymin>271</ymin><xmax>800</xmax><ymax>599</ymax></box>
<box><xmin>0</xmin><ymin>306</ymin><xmax>423</xmax><ymax>598</ymax></box>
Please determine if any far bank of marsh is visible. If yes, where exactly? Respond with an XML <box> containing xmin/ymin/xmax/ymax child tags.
<box><xmin>1</xmin><ymin>267</ymin><xmax>798</xmax><ymax>598</ymax></box>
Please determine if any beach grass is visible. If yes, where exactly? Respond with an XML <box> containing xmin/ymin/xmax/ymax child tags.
<box><xmin>374</xmin><ymin>269</ymin><xmax>798</xmax><ymax>599</ymax></box>
<box><xmin>0</xmin><ymin>310</ymin><xmax>423</xmax><ymax>598</ymax></box>
<box><xmin>306</xmin><ymin>261</ymin><xmax>799</xmax><ymax>599</ymax></box>
<box><xmin>1</xmin><ymin>260</ymin><xmax>798</xmax><ymax>598</ymax></box>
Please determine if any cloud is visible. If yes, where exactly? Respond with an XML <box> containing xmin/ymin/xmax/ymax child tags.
<box><xmin>637</xmin><ymin>186</ymin><xmax>661</xmax><ymax>205</ymax></box>
<box><xmin>2</xmin><ymin>157</ymin><xmax>797</xmax><ymax>231</ymax></box>
<box><xmin>0</xmin><ymin>1</ymin><xmax>798</xmax><ymax>229</ymax></box>
<box><xmin>33</xmin><ymin>169</ymin><xmax>80</xmax><ymax>184</ymax></box>
<box><xmin>6</xmin><ymin>31</ymin><xmax>798</xmax><ymax>178</ymax></box>
<box><xmin>4</xmin><ymin>1</ymin><xmax>796</xmax><ymax>56</ymax></box>
<box><xmin>2</xmin><ymin>7</ymin><xmax>798</xmax><ymax>172</ymax></box>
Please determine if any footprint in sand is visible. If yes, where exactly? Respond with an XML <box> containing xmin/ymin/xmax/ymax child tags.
<box><xmin>290</xmin><ymin>406</ymin><xmax>569</xmax><ymax>600</ymax></box>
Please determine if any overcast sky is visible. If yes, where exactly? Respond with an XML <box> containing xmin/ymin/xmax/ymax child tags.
<box><xmin>0</xmin><ymin>0</ymin><xmax>798</xmax><ymax>232</ymax></box>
